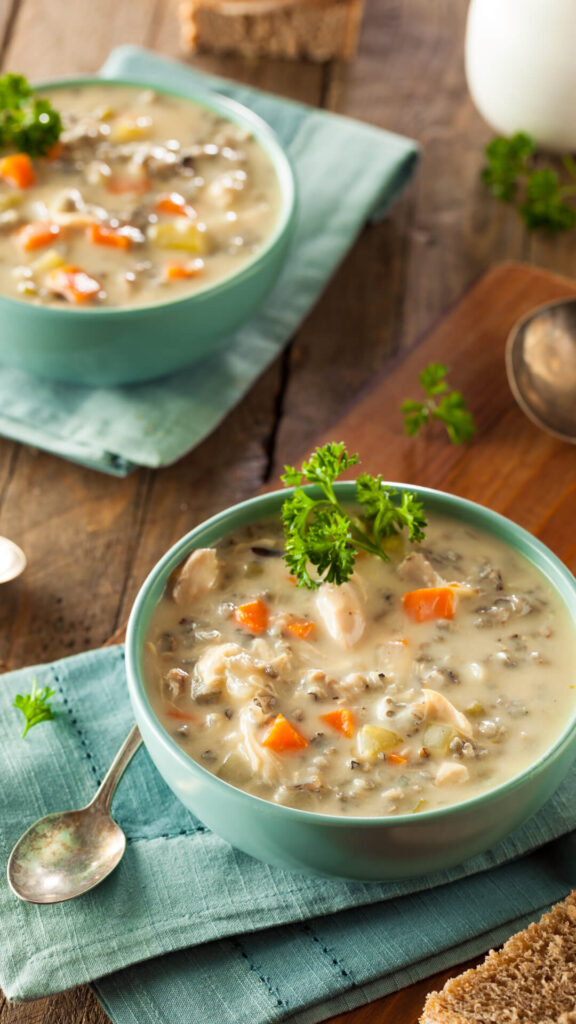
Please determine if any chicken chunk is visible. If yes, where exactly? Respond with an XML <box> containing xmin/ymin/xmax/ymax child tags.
<box><xmin>172</xmin><ymin>548</ymin><xmax>221</xmax><ymax>608</ymax></box>
<box><xmin>162</xmin><ymin>667</ymin><xmax>190</xmax><ymax>699</ymax></box>
<box><xmin>206</xmin><ymin>170</ymin><xmax>246</xmax><ymax>208</ymax></box>
<box><xmin>238</xmin><ymin>705</ymin><xmax>281</xmax><ymax>784</ymax></box>
<box><xmin>412</xmin><ymin>688</ymin><xmax>473</xmax><ymax>739</ymax></box>
<box><xmin>250</xmin><ymin>637</ymin><xmax>294</xmax><ymax>676</ymax></box>
<box><xmin>435</xmin><ymin>761</ymin><xmax>470</xmax><ymax>786</ymax></box>
<box><xmin>192</xmin><ymin>642</ymin><xmax>233</xmax><ymax>698</ymax></box>
<box><xmin>397</xmin><ymin>552</ymin><xmax>446</xmax><ymax>588</ymax></box>
<box><xmin>376</xmin><ymin>637</ymin><xmax>412</xmax><ymax>685</ymax></box>
<box><xmin>339</xmin><ymin>672</ymin><xmax>370</xmax><ymax>697</ymax></box>
<box><xmin>298</xmin><ymin>668</ymin><xmax>339</xmax><ymax>700</ymax></box>
<box><xmin>315</xmin><ymin>580</ymin><xmax>366</xmax><ymax>649</ymax></box>
<box><xmin>193</xmin><ymin>642</ymin><xmax>275</xmax><ymax>700</ymax></box>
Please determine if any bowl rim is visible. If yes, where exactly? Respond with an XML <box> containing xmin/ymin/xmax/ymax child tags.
<box><xmin>0</xmin><ymin>74</ymin><xmax>297</xmax><ymax>318</ymax></box>
<box><xmin>126</xmin><ymin>481</ymin><xmax>576</xmax><ymax>829</ymax></box>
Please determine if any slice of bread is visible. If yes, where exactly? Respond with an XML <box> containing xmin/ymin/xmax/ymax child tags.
<box><xmin>178</xmin><ymin>0</ymin><xmax>365</xmax><ymax>62</ymax></box>
<box><xmin>421</xmin><ymin>891</ymin><xmax>576</xmax><ymax>1024</ymax></box>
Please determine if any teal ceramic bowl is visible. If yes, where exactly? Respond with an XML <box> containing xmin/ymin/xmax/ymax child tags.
<box><xmin>126</xmin><ymin>483</ymin><xmax>576</xmax><ymax>881</ymax></box>
<box><xmin>0</xmin><ymin>77</ymin><xmax>296</xmax><ymax>386</ymax></box>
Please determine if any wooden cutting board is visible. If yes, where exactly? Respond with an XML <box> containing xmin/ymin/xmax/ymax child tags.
<box><xmin>107</xmin><ymin>261</ymin><xmax>576</xmax><ymax>1024</ymax></box>
<box><xmin>313</xmin><ymin>260</ymin><xmax>576</xmax><ymax>576</ymax></box>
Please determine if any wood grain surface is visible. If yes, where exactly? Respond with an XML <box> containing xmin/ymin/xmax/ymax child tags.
<box><xmin>1</xmin><ymin>0</ymin><xmax>576</xmax><ymax>1022</ymax></box>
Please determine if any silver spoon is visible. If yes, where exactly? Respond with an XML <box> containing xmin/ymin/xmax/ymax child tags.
<box><xmin>7</xmin><ymin>724</ymin><xmax>142</xmax><ymax>904</ymax></box>
<box><xmin>506</xmin><ymin>296</ymin><xmax>576</xmax><ymax>443</ymax></box>
<box><xmin>0</xmin><ymin>536</ymin><xmax>26</xmax><ymax>583</ymax></box>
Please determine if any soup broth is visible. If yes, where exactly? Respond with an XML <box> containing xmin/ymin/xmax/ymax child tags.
<box><xmin>0</xmin><ymin>83</ymin><xmax>281</xmax><ymax>308</ymax></box>
<box><xmin>143</xmin><ymin>513</ymin><xmax>576</xmax><ymax>817</ymax></box>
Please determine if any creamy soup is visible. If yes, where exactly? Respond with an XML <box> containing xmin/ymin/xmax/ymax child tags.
<box><xmin>143</xmin><ymin>514</ymin><xmax>576</xmax><ymax>817</ymax></box>
<box><xmin>0</xmin><ymin>84</ymin><xmax>281</xmax><ymax>308</ymax></box>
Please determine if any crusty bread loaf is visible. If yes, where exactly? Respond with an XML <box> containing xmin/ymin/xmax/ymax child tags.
<box><xmin>178</xmin><ymin>0</ymin><xmax>365</xmax><ymax>62</ymax></box>
<box><xmin>420</xmin><ymin>891</ymin><xmax>576</xmax><ymax>1024</ymax></box>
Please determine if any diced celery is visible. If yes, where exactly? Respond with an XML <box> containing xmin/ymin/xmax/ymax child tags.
<box><xmin>148</xmin><ymin>220</ymin><xmax>207</xmax><ymax>254</ymax></box>
<box><xmin>31</xmin><ymin>249</ymin><xmax>64</xmax><ymax>274</ymax></box>
<box><xmin>16</xmin><ymin>279</ymin><xmax>38</xmax><ymax>296</ymax></box>
<box><xmin>93</xmin><ymin>105</ymin><xmax>115</xmax><ymax>121</ymax></box>
<box><xmin>110</xmin><ymin>116</ymin><xmax>153</xmax><ymax>142</ymax></box>
<box><xmin>465</xmin><ymin>700</ymin><xmax>485</xmax><ymax>716</ymax></box>
<box><xmin>382</xmin><ymin>533</ymin><xmax>403</xmax><ymax>554</ymax></box>
<box><xmin>217</xmin><ymin>751</ymin><xmax>252</xmax><ymax>785</ymax></box>
<box><xmin>358</xmin><ymin>724</ymin><xmax>403</xmax><ymax>760</ymax></box>
<box><xmin>243</xmin><ymin>562</ymin><xmax>264</xmax><ymax>578</ymax></box>
<box><xmin>0</xmin><ymin>192</ymin><xmax>22</xmax><ymax>212</ymax></box>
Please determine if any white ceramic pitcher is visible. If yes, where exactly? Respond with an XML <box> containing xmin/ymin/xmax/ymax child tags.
<box><xmin>465</xmin><ymin>0</ymin><xmax>576</xmax><ymax>152</ymax></box>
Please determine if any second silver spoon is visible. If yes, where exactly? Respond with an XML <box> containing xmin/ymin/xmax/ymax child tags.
<box><xmin>506</xmin><ymin>296</ymin><xmax>576</xmax><ymax>442</ymax></box>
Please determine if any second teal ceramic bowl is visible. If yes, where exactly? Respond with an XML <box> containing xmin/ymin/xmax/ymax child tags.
<box><xmin>0</xmin><ymin>77</ymin><xmax>296</xmax><ymax>386</ymax></box>
<box><xmin>125</xmin><ymin>484</ymin><xmax>576</xmax><ymax>881</ymax></box>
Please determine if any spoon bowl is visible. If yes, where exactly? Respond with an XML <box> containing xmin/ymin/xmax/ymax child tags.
<box><xmin>506</xmin><ymin>296</ymin><xmax>576</xmax><ymax>442</ymax></box>
<box><xmin>7</xmin><ymin>723</ymin><xmax>142</xmax><ymax>904</ymax></box>
<box><xmin>7</xmin><ymin>807</ymin><xmax>127</xmax><ymax>904</ymax></box>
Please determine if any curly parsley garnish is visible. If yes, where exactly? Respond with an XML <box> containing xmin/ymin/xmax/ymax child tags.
<box><xmin>401</xmin><ymin>362</ymin><xmax>475</xmax><ymax>444</ymax></box>
<box><xmin>280</xmin><ymin>442</ymin><xmax>427</xmax><ymax>589</ymax></box>
<box><xmin>0</xmin><ymin>73</ymin><xmax>62</xmax><ymax>157</ymax></box>
<box><xmin>13</xmin><ymin>678</ymin><xmax>56</xmax><ymax>738</ymax></box>
<box><xmin>482</xmin><ymin>132</ymin><xmax>576</xmax><ymax>233</ymax></box>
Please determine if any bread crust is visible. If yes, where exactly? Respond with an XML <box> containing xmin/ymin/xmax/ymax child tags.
<box><xmin>179</xmin><ymin>0</ymin><xmax>365</xmax><ymax>62</ymax></box>
<box><xmin>420</xmin><ymin>891</ymin><xmax>576</xmax><ymax>1024</ymax></box>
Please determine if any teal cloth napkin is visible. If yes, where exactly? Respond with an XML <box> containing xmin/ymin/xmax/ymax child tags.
<box><xmin>0</xmin><ymin>47</ymin><xmax>419</xmax><ymax>476</ymax></box>
<box><xmin>1</xmin><ymin>644</ymin><xmax>575</xmax><ymax>1023</ymax></box>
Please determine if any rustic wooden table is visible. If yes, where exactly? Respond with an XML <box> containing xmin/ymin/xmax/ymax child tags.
<box><xmin>1</xmin><ymin>1</ymin><xmax>575</xmax><ymax>1022</ymax></box>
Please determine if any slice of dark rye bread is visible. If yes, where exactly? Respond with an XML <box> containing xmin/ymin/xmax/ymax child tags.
<box><xmin>420</xmin><ymin>891</ymin><xmax>576</xmax><ymax>1024</ymax></box>
<box><xmin>178</xmin><ymin>0</ymin><xmax>365</xmax><ymax>62</ymax></box>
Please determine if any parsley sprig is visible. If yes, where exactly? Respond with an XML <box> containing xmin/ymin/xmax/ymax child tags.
<box><xmin>401</xmin><ymin>363</ymin><xmax>475</xmax><ymax>444</ymax></box>
<box><xmin>13</xmin><ymin>678</ymin><xmax>56</xmax><ymax>738</ymax></box>
<box><xmin>482</xmin><ymin>132</ymin><xmax>576</xmax><ymax>233</ymax></box>
<box><xmin>280</xmin><ymin>443</ymin><xmax>427</xmax><ymax>589</ymax></box>
<box><xmin>0</xmin><ymin>73</ymin><xmax>62</xmax><ymax>157</ymax></box>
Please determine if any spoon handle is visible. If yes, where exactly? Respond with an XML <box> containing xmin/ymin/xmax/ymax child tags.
<box><xmin>88</xmin><ymin>723</ymin><xmax>143</xmax><ymax>814</ymax></box>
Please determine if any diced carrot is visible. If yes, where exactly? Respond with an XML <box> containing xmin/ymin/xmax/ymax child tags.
<box><xmin>164</xmin><ymin>707</ymin><xmax>196</xmax><ymax>722</ymax></box>
<box><xmin>46</xmin><ymin>141</ymin><xmax>63</xmax><ymax>161</ymax></box>
<box><xmin>0</xmin><ymin>153</ymin><xmax>35</xmax><ymax>189</ymax></box>
<box><xmin>320</xmin><ymin>708</ymin><xmax>355</xmax><ymax>738</ymax></box>
<box><xmin>402</xmin><ymin>586</ymin><xmax>456</xmax><ymax>623</ymax></box>
<box><xmin>284</xmin><ymin>617</ymin><xmax>315</xmax><ymax>640</ymax></box>
<box><xmin>155</xmin><ymin>192</ymin><xmax>197</xmax><ymax>219</ymax></box>
<box><xmin>15</xmin><ymin>221</ymin><xmax>61</xmax><ymax>251</ymax></box>
<box><xmin>233</xmin><ymin>599</ymin><xmax>269</xmax><ymax>634</ymax></box>
<box><xmin>87</xmin><ymin>223</ymin><xmax>132</xmax><ymax>250</ymax></box>
<box><xmin>262</xmin><ymin>713</ymin><xmax>308</xmax><ymax>752</ymax></box>
<box><xmin>163</xmin><ymin>259</ymin><xmax>204</xmax><ymax>281</ymax></box>
<box><xmin>107</xmin><ymin>176</ymin><xmax>150</xmax><ymax>195</ymax></box>
<box><xmin>45</xmin><ymin>265</ymin><xmax>101</xmax><ymax>304</ymax></box>
<box><xmin>387</xmin><ymin>752</ymin><xmax>408</xmax><ymax>766</ymax></box>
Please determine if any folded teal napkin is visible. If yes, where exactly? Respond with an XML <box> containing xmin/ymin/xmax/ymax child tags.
<box><xmin>0</xmin><ymin>46</ymin><xmax>418</xmax><ymax>476</ymax></box>
<box><xmin>0</xmin><ymin>644</ymin><xmax>575</xmax><ymax>1023</ymax></box>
